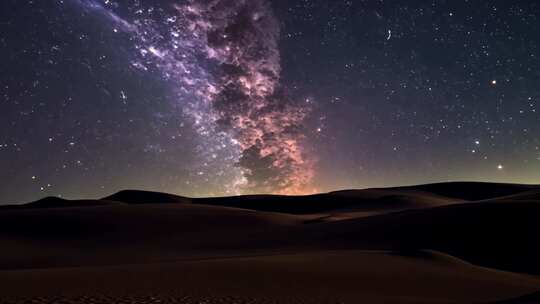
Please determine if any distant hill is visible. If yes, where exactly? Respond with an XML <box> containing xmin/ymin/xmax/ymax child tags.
<box><xmin>2</xmin><ymin>182</ymin><xmax>539</xmax><ymax>215</ymax></box>
<box><xmin>0</xmin><ymin>197</ymin><xmax>123</xmax><ymax>210</ymax></box>
<box><xmin>102</xmin><ymin>190</ymin><xmax>191</xmax><ymax>205</ymax></box>
<box><xmin>394</xmin><ymin>181</ymin><xmax>539</xmax><ymax>201</ymax></box>
<box><xmin>191</xmin><ymin>189</ymin><xmax>460</xmax><ymax>214</ymax></box>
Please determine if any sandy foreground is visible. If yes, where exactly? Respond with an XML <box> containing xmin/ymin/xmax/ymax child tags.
<box><xmin>1</xmin><ymin>251</ymin><xmax>539</xmax><ymax>304</ymax></box>
<box><xmin>1</xmin><ymin>182</ymin><xmax>539</xmax><ymax>303</ymax></box>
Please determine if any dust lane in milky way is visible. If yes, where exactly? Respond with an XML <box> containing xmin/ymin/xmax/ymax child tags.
<box><xmin>74</xmin><ymin>0</ymin><xmax>316</xmax><ymax>195</ymax></box>
<box><xmin>2</xmin><ymin>0</ymin><xmax>539</xmax><ymax>203</ymax></box>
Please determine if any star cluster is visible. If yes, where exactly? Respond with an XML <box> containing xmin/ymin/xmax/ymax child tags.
<box><xmin>0</xmin><ymin>0</ymin><xmax>539</xmax><ymax>203</ymax></box>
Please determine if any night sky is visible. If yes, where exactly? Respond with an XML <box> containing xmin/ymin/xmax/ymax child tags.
<box><xmin>1</xmin><ymin>0</ymin><xmax>539</xmax><ymax>203</ymax></box>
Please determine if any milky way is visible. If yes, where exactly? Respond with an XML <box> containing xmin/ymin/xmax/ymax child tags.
<box><xmin>75</xmin><ymin>0</ymin><xmax>315</xmax><ymax>195</ymax></box>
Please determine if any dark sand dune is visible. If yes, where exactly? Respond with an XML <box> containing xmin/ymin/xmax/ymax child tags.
<box><xmin>98</xmin><ymin>189</ymin><xmax>461</xmax><ymax>216</ymax></box>
<box><xmin>307</xmin><ymin>201</ymin><xmax>540</xmax><ymax>275</ymax></box>
<box><xmin>4</xmin><ymin>181</ymin><xmax>537</xmax><ymax>213</ymax></box>
<box><xmin>480</xmin><ymin>189</ymin><xmax>540</xmax><ymax>203</ymax></box>
<box><xmin>103</xmin><ymin>190</ymin><xmax>191</xmax><ymax>205</ymax></box>
<box><xmin>1</xmin><ymin>182</ymin><xmax>539</xmax><ymax>303</ymax></box>
<box><xmin>0</xmin><ymin>197</ymin><xmax>124</xmax><ymax>210</ymax></box>
<box><xmin>190</xmin><ymin>188</ymin><xmax>461</xmax><ymax>215</ymax></box>
<box><xmin>492</xmin><ymin>291</ymin><xmax>540</xmax><ymax>303</ymax></box>
<box><xmin>1</xmin><ymin>199</ymin><xmax>535</xmax><ymax>275</ymax></box>
<box><xmin>98</xmin><ymin>182</ymin><xmax>539</xmax><ymax>215</ymax></box>
<box><xmin>0</xmin><ymin>203</ymin><xmax>302</xmax><ymax>270</ymax></box>
<box><xmin>396</xmin><ymin>182</ymin><xmax>540</xmax><ymax>201</ymax></box>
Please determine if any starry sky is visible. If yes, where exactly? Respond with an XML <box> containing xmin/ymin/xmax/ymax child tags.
<box><xmin>1</xmin><ymin>0</ymin><xmax>539</xmax><ymax>203</ymax></box>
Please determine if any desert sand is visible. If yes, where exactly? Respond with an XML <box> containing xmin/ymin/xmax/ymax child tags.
<box><xmin>0</xmin><ymin>182</ymin><xmax>539</xmax><ymax>303</ymax></box>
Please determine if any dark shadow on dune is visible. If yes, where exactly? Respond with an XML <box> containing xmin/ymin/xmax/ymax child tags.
<box><xmin>491</xmin><ymin>291</ymin><xmax>540</xmax><ymax>303</ymax></box>
<box><xmin>307</xmin><ymin>201</ymin><xmax>540</xmax><ymax>275</ymax></box>
<box><xmin>191</xmin><ymin>189</ymin><xmax>459</xmax><ymax>214</ymax></box>
<box><xmin>398</xmin><ymin>182</ymin><xmax>538</xmax><ymax>201</ymax></box>
<box><xmin>0</xmin><ymin>197</ymin><xmax>124</xmax><ymax>210</ymax></box>
<box><xmin>103</xmin><ymin>190</ymin><xmax>191</xmax><ymax>205</ymax></box>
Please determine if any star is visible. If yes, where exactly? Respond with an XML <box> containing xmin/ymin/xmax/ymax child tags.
<box><xmin>2</xmin><ymin>0</ymin><xmax>540</xmax><ymax>202</ymax></box>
